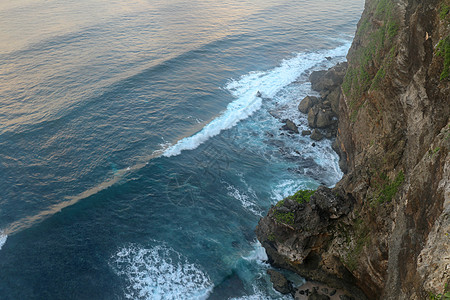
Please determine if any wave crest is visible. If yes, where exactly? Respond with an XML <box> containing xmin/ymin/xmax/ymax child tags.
<box><xmin>112</xmin><ymin>244</ymin><xmax>212</xmax><ymax>300</ymax></box>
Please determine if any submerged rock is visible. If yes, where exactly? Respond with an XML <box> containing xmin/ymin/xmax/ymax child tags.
<box><xmin>282</xmin><ymin>119</ymin><xmax>299</xmax><ymax>134</ymax></box>
<box><xmin>267</xmin><ymin>269</ymin><xmax>293</xmax><ymax>295</ymax></box>
<box><xmin>310</xmin><ymin>129</ymin><xmax>323</xmax><ymax>141</ymax></box>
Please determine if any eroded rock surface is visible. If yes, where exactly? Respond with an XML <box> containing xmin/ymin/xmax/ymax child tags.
<box><xmin>257</xmin><ymin>0</ymin><xmax>450</xmax><ymax>299</ymax></box>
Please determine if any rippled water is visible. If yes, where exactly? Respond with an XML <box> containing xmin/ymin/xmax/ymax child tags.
<box><xmin>0</xmin><ymin>0</ymin><xmax>364</xmax><ymax>298</ymax></box>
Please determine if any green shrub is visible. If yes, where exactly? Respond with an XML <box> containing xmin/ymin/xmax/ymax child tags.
<box><xmin>375</xmin><ymin>171</ymin><xmax>404</xmax><ymax>203</ymax></box>
<box><xmin>429</xmin><ymin>283</ymin><xmax>450</xmax><ymax>299</ymax></box>
<box><xmin>292</xmin><ymin>189</ymin><xmax>315</xmax><ymax>204</ymax></box>
<box><xmin>440</xmin><ymin>4</ymin><xmax>449</xmax><ymax>19</ymax></box>
<box><xmin>436</xmin><ymin>37</ymin><xmax>450</xmax><ymax>80</ymax></box>
<box><xmin>274</xmin><ymin>211</ymin><xmax>294</xmax><ymax>225</ymax></box>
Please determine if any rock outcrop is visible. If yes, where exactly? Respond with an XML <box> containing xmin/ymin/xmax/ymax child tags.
<box><xmin>257</xmin><ymin>0</ymin><xmax>450</xmax><ymax>299</ymax></box>
<box><xmin>299</xmin><ymin>63</ymin><xmax>347</xmax><ymax>141</ymax></box>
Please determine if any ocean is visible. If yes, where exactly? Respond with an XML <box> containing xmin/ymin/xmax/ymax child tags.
<box><xmin>0</xmin><ymin>0</ymin><xmax>364</xmax><ymax>298</ymax></box>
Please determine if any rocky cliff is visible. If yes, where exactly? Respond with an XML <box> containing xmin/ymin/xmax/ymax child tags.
<box><xmin>256</xmin><ymin>0</ymin><xmax>450</xmax><ymax>299</ymax></box>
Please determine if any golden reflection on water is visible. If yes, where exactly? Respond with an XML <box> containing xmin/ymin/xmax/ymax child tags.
<box><xmin>0</xmin><ymin>0</ymin><xmax>364</xmax><ymax>235</ymax></box>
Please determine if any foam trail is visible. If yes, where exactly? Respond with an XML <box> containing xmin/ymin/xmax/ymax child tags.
<box><xmin>112</xmin><ymin>244</ymin><xmax>213</xmax><ymax>300</ymax></box>
<box><xmin>1</xmin><ymin>43</ymin><xmax>351</xmax><ymax>237</ymax></box>
<box><xmin>0</xmin><ymin>232</ymin><xmax>7</xmax><ymax>251</ymax></box>
<box><xmin>163</xmin><ymin>43</ymin><xmax>351</xmax><ymax>157</ymax></box>
<box><xmin>224</xmin><ymin>182</ymin><xmax>263</xmax><ymax>216</ymax></box>
<box><xmin>242</xmin><ymin>241</ymin><xmax>268</xmax><ymax>263</ymax></box>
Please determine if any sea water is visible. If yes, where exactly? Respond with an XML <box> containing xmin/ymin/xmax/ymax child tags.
<box><xmin>0</xmin><ymin>0</ymin><xmax>364</xmax><ymax>298</ymax></box>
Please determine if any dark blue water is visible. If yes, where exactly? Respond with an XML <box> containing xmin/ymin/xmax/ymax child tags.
<box><xmin>0</xmin><ymin>0</ymin><xmax>364</xmax><ymax>298</ymax></box>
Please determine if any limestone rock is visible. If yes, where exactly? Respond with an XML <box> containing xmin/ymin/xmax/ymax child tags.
<box><xmin>267</xmin><ymin>269</ymin><xmax>293</xmax><ymax>294</ymax></box>
<box><xmin>308</xmin><ymin>290</ymin><xmax>330</xmax><ymax>300</ymax></box>
<box><xmin>315</xmin><ymin>110</ymin><xmax>334</xmax><ymax>128</ymax></box>
<box><xmin>308</xmin><ymin>107</ymin><xmax>318</xmax><ymax>128</ymax></box>
<box><xmin>299</xmin><ymin>96</ymin><xmax>319</xmax><ymax>114</ymax></box>
<box><xmin>310</xmin><ymin>129</ymin><xmax>323</xmax><ymax>141</ymax></box>
<box><xmin>282</xmin><ymin>119</ymin><xmax>299</xmax><ymax>134</ymax></box>
<box><xmin>257</xmin><ymin>1</ymin><xmax>450</xmax><ymax>299</ymax></box>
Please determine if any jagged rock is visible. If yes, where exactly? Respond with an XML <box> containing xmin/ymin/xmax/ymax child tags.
<box><xmin>316</xmin><ymin>110</ymin><xmax>334</xmax><ymax>128</ymax></box>
<box><xmin>267</xmin><ymin>269</ymin><xmax>293</xmax><ymax>294</ymax></box>
<box><xmin>339</xmin><ymin>296</ymin><xmax>355</xmax><ymax>300</ymax></box>
<box><xmin>257</xmin><ymin>2</ymin><xmax>450</xmax><ymax>299</ymax></box>
<box><xmin>299</xmin><ymin>96</ymin><xmax>320</xmax><ymax>114</ymax></box>
<box><xmin>310</xmin><ymin>129</ymin><xmax>323</xmax><ymax>141</ymax></box>
<box><xmin>309</xmin><ymin>70</ymin><xmax>327</xmax><ymax>90</ymax></box>
<box><xmin>308</xmin><ymin>290</ymin><xmax>330</xmax><ymax>300</ymax></box>
<box><xmin>302</xmin><ymin>130</ymin><xmax>312</xmax><ymax>136</ymax></box>
<box><xmin>324</xmin><ymin>88</ymin><xmax>341</xmax><ymax>115</ymax></box>
<box><xmin>281</xmin><ymin>119</ymin><xmax>299</xmax><ymax>133</ymax></box>
<box><xmin>310</xmin><ymin>186</ymin><xmax>352</xmax><ymax>219</ymax></box>
<box><xmin>325</xmin><ymin>131</ymin><xmax>333</xmax><ymax>139</ymax></box>
<box><xmin>309</xmin><ymin>63</ymin><xmax>347</xmax><ymax>92</ymax></box>
<box><xmin>308</xmin><ymin>107</ymin><xmax>318</xmax><ymax>128</ymax></box>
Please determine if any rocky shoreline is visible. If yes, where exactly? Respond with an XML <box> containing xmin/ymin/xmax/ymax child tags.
<box><xmin>257</xmin><ymin>0</ymin><xmax>450</xmax><ymax>299</ymax></box>
<box><xmin>262</xmin><ymin>64</ymin><xmax>363</xmax><ymax>300</ymax></box>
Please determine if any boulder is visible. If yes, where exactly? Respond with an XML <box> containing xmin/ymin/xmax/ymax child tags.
<box><xmin>299</xmin><ymin>96</ymin><xmax>319</xmax><ymax>114</ymax></box>
<box><xmin>282</xmin><ymin>119</ymin><xmax>299</xmax><ymax>133</ymax></box>
<box><xmin>310</xmin><ymin>129</ymin><xmax>324</xmax><ymax>141</ymax></box>
<box><xmin>309</xmin><ymin>186</ymin><xmax>352</xmax><ymax>219</ymax></box>
<box><xmin>308</xmin><ymin>107</ymin><xmax>318</xmax><ymax>128</ymax></box>
<box><xmin>267</xmin><ymin>269</ymin><xmax>293</xmax><ymax>294</ymax></box>
<box><xmin>308</xmin><ymin>289</ymin><xmax>330</xmax><ymax>300</ymax></box>
<box><xmin>309</xmin><ymin>70</ymin><xmax>327</xmax><ymax>91</ymax></box>
<box><xmin>315</xmin><ymin>110</ymin><xmax>334</xmax><ymax>128</ymax></box>
<box><xmin>302</xmin><ymin>130</ymin><xmax>312</xmax><ymax>136</ymax></box>
<box><xmin>309</xmin><ymin>62</ymin><xmax>348</xmax><ymax>92</ymax></box>
<box><xmin>324</xmin><ymin>88</ymin><xmax>341</xmax><ymax>115</ymax></box>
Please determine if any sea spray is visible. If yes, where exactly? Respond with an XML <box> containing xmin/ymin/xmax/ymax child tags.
<box><xmin>112</xmin><ymin>244</ymin><xmax>213</xmax><ymax>300</ymax></box>
<box><xmin>163</xmin><ymin>43</ymin><xmax>351</xmax><ymax>158</ymax></box>
<box><xmin>0</xmin><ymin>232</ymin><xmax>7</xmax><ymax>251</ymax></box>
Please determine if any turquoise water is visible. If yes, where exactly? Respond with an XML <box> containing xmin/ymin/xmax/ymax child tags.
<box><xmin>0</xmin><ymin>0</ymin><xmax>364</xmax><ymax>298</ymax></box>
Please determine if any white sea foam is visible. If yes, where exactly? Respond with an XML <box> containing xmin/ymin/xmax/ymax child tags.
<box><xmin>112</xmin><ymin>244</ymin><xmax>212</xmax><ymax>300</ymax></box>
<box><xmin>231</xmin><ymin>291</ymin><xmax>292</xmax><ymax>300</ymax></box>
<box><xmin>0</xmin><ymin>232</ymin><xmax>7</xmax><ymax>251</ymax></box>
<box><xmin>242</xmin><ymin>241</ymin><xmax>268</xmax><ymax>263</ymax></box>
<box><xmin>224</xmin><ymin>181</ymin><xmax>262</xmax><ymax>216</ymax></box>
<box><xmin>163</xmin><ymin>43</ymin><xmax>351</xmax><ymax>157</ymax></box>
<box><xmin>270</xmin><ymin>180</ymin><xmax>308</xmax><ymax>202</ymax></box>
<box><xmin>230</xmin><ymin>290</ymin><xmax>271</xmax><ymax>300</ymax></box>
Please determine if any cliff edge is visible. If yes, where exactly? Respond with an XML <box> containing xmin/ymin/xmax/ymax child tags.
<box><xmin>256</xmin><ymin>0</ymin><xmax>450</xmax><ymax>299</ymax></box>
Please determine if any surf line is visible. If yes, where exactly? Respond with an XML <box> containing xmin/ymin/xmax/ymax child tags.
<box><xmin>2</xmin><ymin>95</ymin><xmax>264</xmax><ymax>236</ymax></box>
<box><xmin>1</xmin><ymin>43</ymin><xmax>352</xmax><ymax>236</ymax></box>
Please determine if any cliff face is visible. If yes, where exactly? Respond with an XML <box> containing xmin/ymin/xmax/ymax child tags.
<box><xmin>256</xmin><ymin>0</ymin><xmax>450</xmax><ymax>299</ymax></box>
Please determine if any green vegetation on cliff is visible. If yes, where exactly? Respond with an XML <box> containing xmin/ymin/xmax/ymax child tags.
<box><xmin>429</xmin><ymin>283</ymin><xmax>450</xmax><ymax>300</ymax></box>
<box><xmin>273</xmin><ymin>190</ymin><xmax>315</xmax><ymax>226</ymax></box>
<box><xmin>440</xmin><ymin>3</ymin><xmax>449</xmax><ymax>19</ymax></box>
<box><xmin>373</xmin><ymin>170</ymin><xmax>404</xmax><ymax>204</ymax></box>
<box><xmin>292</xmin><ymin>189</ymin><xmax>315</xmax><ymax>204</ymax></box>
<box><xmin>436</xmin><ymin>37</ymin><xmax>450</xmax><ymax>80</ymax></box>
<box><xmin>342</xmin><ymin>0</ymin><xmax>399</xmax><ymax>120</ymax></box>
